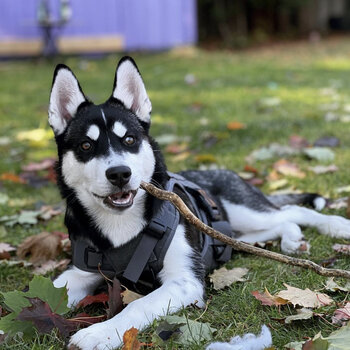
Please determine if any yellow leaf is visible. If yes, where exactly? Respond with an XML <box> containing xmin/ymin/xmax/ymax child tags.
<box><xmin>122</xmin><ymin>327</ymin><xmax>141</xmax><ymax>350</ymax></box>
<box><xmin>121</xmin><ymin>289</ymin><xmax>143</xmax><ymax>305</ymax></box>
<box><xmin>16</xmin><ymin>128</ymin><xmax>54</xmax><ymax>147</ymax></box>
<box><xmin>195</xmin><ymin>154</ymin><xmax>217</xmax><ymax>164</ymax></box>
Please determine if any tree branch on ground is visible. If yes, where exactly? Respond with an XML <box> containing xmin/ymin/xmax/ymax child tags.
<box><xmin>141</xmin><ymin>181</ymin><xmax>350</xmax><ymax>280</ymax></box>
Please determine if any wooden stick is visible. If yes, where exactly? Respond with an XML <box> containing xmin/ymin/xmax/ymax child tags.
<box><xmin>141</xmin><ymin>181</ymin><xmax>350</xmax><ymax>280</ymax></box>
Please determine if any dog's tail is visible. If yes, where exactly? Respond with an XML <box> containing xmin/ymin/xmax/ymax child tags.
<box><xmin>266</xmin><ymin>193</ymin><xmax>326</xmax><ymax>211</ymax></box>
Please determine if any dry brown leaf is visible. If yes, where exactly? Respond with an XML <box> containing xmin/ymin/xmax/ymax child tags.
<box><xmin>251</xmin><ymin>288</ymin><xmax>288</xmax><ymax>306</ymax></box>
<box><xmin>17</xmin><ymin>232</ymin><xmax>62</xmax><ymax>265</ymax></box>
<box><xmin>277</xmin><ymin>283</ymin><xmax>333</xmax><ymax>308</ymax></box>
<box><xmin>273</xmin><ymin>159</ymin><xmax>306</xmax><ymax>178</ymax></box>
<box><xmin>122</xmin><ymin>327</ymin><xmax>141</xmax><ymax>350</ymax></box>
<box><xmin>121</xmin><ymin>289</ymin><xmax>143</xmax><ymax>305</ymax></box>
<box><xmin>165</xmin><ymin>143</ymin><xmax>188</xmax><ymax>154</ymax></box>
<box><xmin>0</xmin><ymin>173</ymin><xmax>26</xmax><ymax>184</ymax></box>
<box><xmin>209</xmin><ymin>267</ymin><xmax>248</xmax><ymax>290</ymax></box>
<box><xmin>227</xmin><ymin>121</ymin><xmax>246</xmax><ymax>130</ymax></box>
<box><xmin>0</xmin><ymin>242</ymin><xmax>16</xmax><ymax>259</ymax></box>
<box><xmin>33</xmin><ymin>258</ymin><xmax>70</xmax><ymax>275</ymax></box>
<box><xmin>171</xmin><ymin>151</ymin><xmax>191</xmax><ymax>162</ymax></box>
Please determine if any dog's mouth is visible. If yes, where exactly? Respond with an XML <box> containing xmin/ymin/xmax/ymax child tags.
<box><xmin>93</xmin><ymin>190</ymin><xmax>137</xmax><ymax>210</ymax></box>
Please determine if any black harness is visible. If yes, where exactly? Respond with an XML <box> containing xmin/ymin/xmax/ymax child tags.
<box><xmin>71</xmin><ymin>172</ymin><xmax>233</xmax><ymax>292</ymax></box>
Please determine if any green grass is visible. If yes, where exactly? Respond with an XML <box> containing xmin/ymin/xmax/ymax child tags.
<box><xmin>1</xmin><ymin>37</ymin><xmax>350</xmax><ymax>349</ymax></box>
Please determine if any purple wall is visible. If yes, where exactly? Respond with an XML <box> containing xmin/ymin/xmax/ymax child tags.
<box><xmin>0</xmin><ymin>0</ymin><xmax>197</xmax><ymax>50</ymax></box>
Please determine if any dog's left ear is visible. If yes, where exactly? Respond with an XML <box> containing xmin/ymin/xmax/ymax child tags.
<box><xmin>112</xmin><ymin>57</ymin><xmax>152</xmax><ymax>124</ymax></box>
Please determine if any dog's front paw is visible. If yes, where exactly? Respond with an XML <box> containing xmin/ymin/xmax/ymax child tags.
<box><xmin>318</xmin><ymin>216</ymin><xmax>350</xmax><ymax>238</ymax></box>
<box><xmin>69</xmin><ymin>324</ymin><xmax>122</xmax><ymax>350</ymax></box>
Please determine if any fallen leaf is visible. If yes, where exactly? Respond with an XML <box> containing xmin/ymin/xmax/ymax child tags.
<box><xmin>38</xmin><ymin>205</ymin><xmax>62</xmax><ymax>221</ymax></box>
<box><xmin>155</xmin><ymin>315</ymin><xmax>216</xmax><ymax>346</ymax></box>
<box><xmin>284</xmin><ymin>308</ymin><xmax>314</xmax><ymax>324</ymax></box>
<box><xmin>335</xmin><ymin>185</ymin><xmax>350</xmax><ymax>194</ymax></box>
<box><xmin>244</xmin><ymin>164</ymin><xmax>258</xmax><ymax>174</ymax></box>
<box><xmin>209</xmin><ymin>267</ymin><xmax>248</xmax><ymax>290</ymax></box>
<box><xmin>21</xmin><ymin>158</ymin><xmax>56</xmax><ymax>172</ymax></box>
<box><xmin>0</xmin><ymin>242</ymin><xmax>16</xmax><ymax>260</ymax></box>
<box><xmin>195</xmin><ymin>154</ymin><xmax>217</xmax><ymax>164</ymax></box>
<box><xmin>171</xmin><ymin>151</ymin><xmax>191</xmax><ymax>162</ymax></box>
<box><xmin>247</xmin><ymin>143</ymin><xmax>298</xmax><ymax>163</ymax></box>
<box><xmin>324</xmin><ymin>278</ymin><xmax>350</xmax><ymax>292</ymax></box>
<box><xmin>17</xmin><ymin>232</ymin><xmax>62</xmax><ymax>265</ymax></box>
<box><xmin>77</xmin><ymin>293</ymin><xmax>109</xmax><ymax>309</ymax></box>
<box><xmin>333</xmin><ymin>243</ymin><xmax>350</xmax><ymax>255</ymax></box>
<box><xmin>0</xmin><ymin>193</ymin><xmax>9</xmax><ymax>205</ymax></box>
<box><xmin>122</xmin><ymin>327</ymin><xmax>141</xmax><ymax>350</ymax></box>
<box><xmin>121</xmin><ymin>289</ymin><xmax>143</xmax><ymax>305</ymax></box>
<box><xmin>184</xmin><ymin>73</ymin><xmax>196</xmax><ymax>85</ymax></box>
<box><xmin>165</xmin><ymin>143</ymin><xmax>188</xmax><ymax>154</ymax></box>
<box><xmin>245</xmin><ymin>177</ymin><xmax>265</xmax><ymax>186</ymax></box>
<box><xmin>304</xmin><ymin>147</ymin><xmax>335</xmax><ymax>162</ymax></box>
<box><xmin>16</xmin><ymin>128</ymin><xmax>54</xmax><ymax>148</ymax></box>
<box><xmin>238</xmin><ymin>171</ymin><xmax>255</xmax><ymax>180</ymax></box>
<box><xmin>33</xmin><ymin>259</ymin><xmax>70</xmax><ymax>275</ymax></box>
<box><xmin>273</xmin><ymin>159</ymin><xmax>306</xmax><ymax>178</ymax></box>
<box><xmin>16</xmin><ymin>297</ymin><xmax>76</xmax><ymax>338</ymax></box>
<box><xmin>227</xmin><ymin>121</ymin><xmax>246</xmax><ymax>130</ymax></box>
<box><xmin>289</xmin><ymin>135</ymin><xmax>309</xmax><ymax>149</ymax></box>
<box><xmin>259</xmin><ymin>97</ymin><xmax>281</xmax><ymax>107</ymax></box>
<box><xmin>0</xmin><ymin>210</ymin><xmax>40</xmax><ymax>226</ymax></box>
<box><xmin>155</xmin><ymin>134</ymin><xmax>179</xmax><ymax>145</ymax></box>
<box><xmin>251</xmin><ymin>288</ymin><xmax>288</xmax><ymax>307</ymax></box>
<box><xmin>332</xmin><ymin>302</ymin><xmax>350</xmax><ymax>325</ymax></box>
<box><xmin>325</xmin><ymin>323</ymin><xmax>350</xmax><ymax>348</ymax></box>
<box><xmin>285</xmin><ymin>332</ymin><xmax>329</xmax><ymax>350</ymax></box>
<box><xmin>277</xmin><ymin>284</ymin><xmax>333</xmax><ymax>308</ymax></box>
<box><xmin>327</xmin><ymin>197</ymin><xmax>348</xmax><ymax>209</ymax></box>
<box><xmin>107</xmin><ymin>278</ymin><xmax>123</xmax><ymax>319</ymax></box>
<box><xmin>268</xmin><ymin>179</ymin><xmax>289</xmax><ymax>191</ymax></box>
<box><xmin>308</xmin><ymin>164</ymin><xmax>338</xmax><ymax>174</ymax></box>
<box><xmin>314</xmin><ymin>136</ymin><xmax>340</xmax><ymax>148</ymax></box>
<box><xmin>0</xmin><ymin>173</ymin><xmax>26</xmax><ymax>184</ymax></box>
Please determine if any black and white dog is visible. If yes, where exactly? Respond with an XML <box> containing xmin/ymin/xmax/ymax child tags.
<box><xmin>50</xmin><ymin>57</ymin><xmax>350</xmax><ymax>350</ymax></box>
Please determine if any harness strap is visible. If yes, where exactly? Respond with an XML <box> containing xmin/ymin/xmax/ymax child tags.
<box><xmin>71</xmin><ymin>171</ymin><xmax>233</xmax><ymax>288</ymax></box>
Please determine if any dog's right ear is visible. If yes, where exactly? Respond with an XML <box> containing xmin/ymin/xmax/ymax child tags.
<box><xmin>48</xmin><ymin>64</ymin><xmax>87</xmax><ymax>135</ymax></box>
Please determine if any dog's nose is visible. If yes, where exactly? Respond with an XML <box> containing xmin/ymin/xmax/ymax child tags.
<box><xmin>105</xmin><ymin>166</ymin><xmax>132</xmax><ymax>187</ymax></box>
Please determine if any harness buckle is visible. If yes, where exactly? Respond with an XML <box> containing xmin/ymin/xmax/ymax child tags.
<box><xmin>147</xmin><ymin>219</ymin><xmax>169</xmax><ymax>239</ymax></box>
<box><xmin>84</xmin><ymin>246</ymin><xmax>103</xmax><ymax>269</ymax></box>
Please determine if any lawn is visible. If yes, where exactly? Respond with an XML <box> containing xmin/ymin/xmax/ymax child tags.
<box><xmin>1</xmin><ymin>37</ymin><xmax>350</xmax><ymax>349</ymax></box>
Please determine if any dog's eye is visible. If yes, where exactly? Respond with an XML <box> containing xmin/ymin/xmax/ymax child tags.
<box><xmin>80</xmin><ymin>141</ymin><xmax>92</xmax><ymax>151</ymax></box>
<box><xmin>123</xmin><ymin>136</ymin><xmax>135</xmax><ymax>146</ymax></box>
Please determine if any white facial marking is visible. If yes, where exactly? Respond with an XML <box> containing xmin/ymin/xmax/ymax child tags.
<box><xmin>86</xmin><ymin>125</ymin><xmax>100</xmax><ymax>141</ymax></box>
<box><xmin>113</xmin><ymin>121</ymin><xmax>127</xmax><ymax>138</ymax></box>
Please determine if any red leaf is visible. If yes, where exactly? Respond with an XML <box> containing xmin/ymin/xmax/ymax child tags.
<box><xmin>77</xmin><ymin>293</ymin><xmax>109</xmax><ymax>308</ymax></box>
<box><xmin>0</xmin><ymin>173</ymin><xmax>26</xmax><ymax>184</ymax></box>
<box><xmin>16</xmin><ymin>297</ymin><xmax>77</xmax><ymax>337</ymax></box>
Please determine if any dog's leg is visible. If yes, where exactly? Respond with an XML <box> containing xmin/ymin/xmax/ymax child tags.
<box><xmin>279</xmin><ymin>205</ymin><xmax>350</xmax><ymax>239</ymax></box>
<box><xmin>53</xmin><ymin>267</ymin><xmax>103</xmax><ymax>307</ymax></box>
<box><xmin>68</xmin><ymin>224</ymin><xmax>205</xmax><ymax>350</ymax></box>
<box><xmin>238</xmin><ymin>222</ymin><xmax>306</xmax><ymax>254</ymax></box>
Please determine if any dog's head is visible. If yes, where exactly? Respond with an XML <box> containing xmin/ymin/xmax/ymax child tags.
<box><xmin>49</xmin><ymin>57</ymin><xmax>156</xmax><ymax>213</ymax></box>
